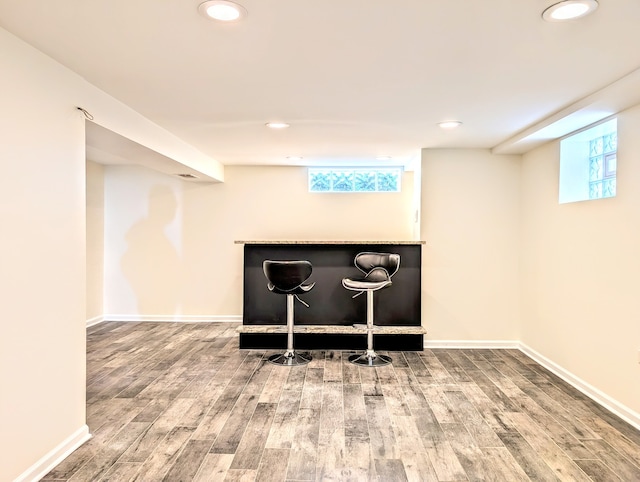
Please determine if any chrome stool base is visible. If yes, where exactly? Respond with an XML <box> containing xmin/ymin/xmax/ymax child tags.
<box><xmin>348</xmin><ymin>350</ymin><xmax>392</xmax><ymax>367</ymax></box>
<box><xmin>268</xmin><ymin>350</ymin><xmax>312</xmax><ymax>366</ymax></box>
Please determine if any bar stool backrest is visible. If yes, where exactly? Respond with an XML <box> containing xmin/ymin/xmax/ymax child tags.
<box><xmin>354</xmin><ymin>252</ymin><xmax>400</xmax><ymax>281</ymax></box>
<box><xmin>263</xmin><ymin>260</ymin><xmax>313</xmax><ymax>293</ymax></box>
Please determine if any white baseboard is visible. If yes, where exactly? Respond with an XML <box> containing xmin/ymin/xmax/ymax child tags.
<box><xmin>86</xmin><ymin>315</ymin><xmax>105</xmax><ymax>328</ymax></box>
<box><xmin>425</xmin><ymin>339</ymin><xmax>520</xmax><ymax>349</ymax></box>
<box><xmin>102</xmin><ymin>314</ymin><xmax>242</xmax><ymax>323</ymax></box>
<box><xmin>14</xmin><ymin>425</ymin><xmax>91</xmax><ymax>482</ymax></box>
<box><xmin>519</xmin><ymin>343</ymin><xmax>640</xmax><ymax>432</ymax></box>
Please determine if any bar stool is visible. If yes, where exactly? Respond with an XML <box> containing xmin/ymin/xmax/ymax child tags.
<box><xmin>342</xmin><ymin>252</ymin><xmax>400</xmax><ymax>366</ymax></box>
<box><xmin>263</xmin><ymin>259</ymin><xmax>315</xmax><ymax>366</ymax></box>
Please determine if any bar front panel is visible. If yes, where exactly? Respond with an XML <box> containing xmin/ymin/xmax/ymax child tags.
<box><xmin>243</xmin><ymin>243</ymin><xmax>421</xmax><ymax>327</ymax></box>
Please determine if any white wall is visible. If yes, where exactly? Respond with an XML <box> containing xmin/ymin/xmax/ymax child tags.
<box><xmin>420</xmin><ymin>149</ymin><xmax>522</xmax><ymax>341</ymax></box>
<box><xmin>411</xmin><ymin>160</ymin><xmax>422</xmax><ymax>240</ymax></box>
<box><xmin>104</xmin><ymin>165</ymin><xmax>184</xmax><ymax>317</ymax></box>
<box><xmin>86</xmin><ymin>160</ymin><xmax>105</xmax><ymax>323</ymax></box>
<box><xmin>103</xmin><ymin>164</ymin><xmax>415</xmax><ymax>317</ymax></box>
<box><xmin>520</xmin><ymin>106</ymin><xmax>640</xmax><ymax>417</ymax></box>
<box><xmin>0</xmin><ymin>29</ymin><xmax>88</xmax><ymax>481</ymax></box>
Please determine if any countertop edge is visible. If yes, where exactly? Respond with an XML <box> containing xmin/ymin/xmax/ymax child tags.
<box><xmin>234</xmin><ymin>240</ymin><xmax>426</xmax><ymax>245</ymax></box>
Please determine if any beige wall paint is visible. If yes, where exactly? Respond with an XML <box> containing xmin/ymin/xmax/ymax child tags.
<box><xmin>520</xmin><ymin>107</ymin><xmax>640</xmax><ymax>416</ymax></box>
<box><xmin>103</xmin><ymin>164</ymin><xmax>415</xmax><ymax>317</ymax></box>
<box><xmin>86</xmin><ymin>160</ymin><xmax>105</xmax><ymax>322</ymax></box>
<box><xmin>420</xmin><ymin>149</ymin><xmax>521</xmax><ymax>340</ymax></box>
<box><xmin>104</xmin><ymin>165</ymin><xmax>184</xmax><ymax>317</ymax></box>
<box><xmin>0</xmin><ymin>29</ymin><xmax>87</xmax><ymax>481</ymax></box>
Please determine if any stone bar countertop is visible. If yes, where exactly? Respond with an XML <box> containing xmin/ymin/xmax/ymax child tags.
<box><xmin>234</xmin><ymin>240</ymin><xmax>426</xmax><ymax>245</ymax></box>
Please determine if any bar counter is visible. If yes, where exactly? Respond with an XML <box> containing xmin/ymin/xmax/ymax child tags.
<box><xmin>236</xmin><ymin>240</ymin><xmax>425</xmax><ymax>351</ymax></box>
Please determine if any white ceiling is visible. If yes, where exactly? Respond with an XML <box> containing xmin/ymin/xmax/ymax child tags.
<box><xmin>1</xmin><ymin>0</ymin><xmax>639</xmax><ymax>169</ymax></box>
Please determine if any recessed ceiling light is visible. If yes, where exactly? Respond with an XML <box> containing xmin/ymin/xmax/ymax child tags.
<box><xmin>287</xmin><ymin>156</ymin><xmax>303</xmax><ymax>161</ymax></box>
<box><xmin>265</xmin><ymin>122</ymin><xmax>290</xmax><ymax>129</ymax></box>
<box><xmin>198</xmin><ymin>1</ymin><xmax>247</xmax><ymax>22</ymax></box>
<box><xmin>438</xmin><ymin>120</ymin><xmax>463</xmax><ymax>129</ymax></box>
<box><xmin>542</xmin><ymin>0</ymin><xmax>598</xmax><ymax>21</ymax></box>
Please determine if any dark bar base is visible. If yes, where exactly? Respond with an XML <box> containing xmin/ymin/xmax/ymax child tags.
<box><xmin>239</xmin><ymin>333</ymin><xmax>424</xmax><ymax>351</ymax></box>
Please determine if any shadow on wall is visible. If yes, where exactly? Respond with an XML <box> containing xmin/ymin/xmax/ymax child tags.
<box><xmin>121</xmin><ymin>184</ymin><xmax>181</xmax><ymax>315</ymax></box>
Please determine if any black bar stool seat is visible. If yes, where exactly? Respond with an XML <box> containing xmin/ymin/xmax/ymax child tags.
<box><xmin>263</xmin><ymin>259</ymin><xmax>315</xmax><ymax>366</ymax></box>
<box><xmin>342</xmin><ymin>252</ymin><xmax>400</xmax><ymax>367</ymax></box>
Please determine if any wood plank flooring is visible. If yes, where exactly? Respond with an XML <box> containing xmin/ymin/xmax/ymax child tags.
<box><xmin>43</xmin><ymin>322</ymin><xmax>640</xmax><ymax>481</ymax></box>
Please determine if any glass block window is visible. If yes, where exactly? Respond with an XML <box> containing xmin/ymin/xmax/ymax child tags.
<box><xmin>559</xmin><ymin>118</ymin><xmax>617</xmax><ymax>204</ymax></box>
<box><xmin>309</xmin><ymin>168</ymin><xmax>401</xmax><ymax>192</ymax></box>
<box><xmin>588</xmin><ymin>131</ymin><xmax>617</xmax><ymax>200</ymax></box>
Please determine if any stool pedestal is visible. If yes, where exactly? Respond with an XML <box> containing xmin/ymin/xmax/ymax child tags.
<box><xmin>268</xmin><ymin>293</ymin><xmax>311</xmax><ymax>366</ymax></box>
<box><xmin>348</xmin><ymin>290</ymin><xmax>392</xmax><ymax>366</ymax></box>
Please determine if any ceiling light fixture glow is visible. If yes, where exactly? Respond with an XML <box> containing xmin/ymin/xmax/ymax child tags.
<box><xmin>198</xmin><ymin>1</ymin><xmax>247</xmax><ymax>22</ymax></box>
<box><xmin>438</xmin><ymin>120</ymin><xmax>462</xmax><ymax>129</ymax></box>
<box><xmin>287</xmin><ymin>156</ymin><xmax>303</xmax><ymax>161</ymax></box>
<box><xmin>266</xmin><ymin>122</ymin><xmax>290</xmax><ymax>129</ymax></box>
<box><xmin>376</xmin><ymin>156</ymin><xmax>392</xmax><ymax>161</ymax></box>
<box><xmin>542</xmin><ymin>0</ymin><xmax>598</xmax><ymax>21</ymax></box>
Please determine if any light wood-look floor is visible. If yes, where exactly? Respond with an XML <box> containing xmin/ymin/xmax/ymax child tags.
<box><xmin>43</xmin><ymin>322</ymin><xmax>640</xmax><ymax>482</ymax></box>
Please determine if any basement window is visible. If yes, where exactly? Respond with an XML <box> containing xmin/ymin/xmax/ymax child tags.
<box><xmin>309</xmin><ymin>168</ymin><xmax>401</xmax><ymax>192</ymax></box>
<box><xmin>559</xmin><ymin>118</ymin><xmax>617</xmax><ymax>204</ymax></box>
